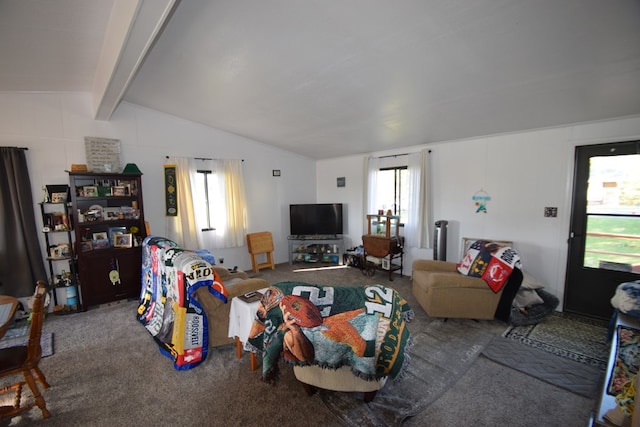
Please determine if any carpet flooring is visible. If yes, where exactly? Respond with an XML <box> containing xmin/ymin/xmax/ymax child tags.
<box><xmin>320</xmin><ymin>317</ymin><xmax>502</xmax><ymax>426</ymax></box>
<box><xmin>0</xmin><ymin>264</ymin><xmax>599</xmax><ymax>426</ymax></box>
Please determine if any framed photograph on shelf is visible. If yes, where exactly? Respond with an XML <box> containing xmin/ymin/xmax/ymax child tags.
<box><xmin>92</xmin><ymin>239</ymin><xmax>109</xmax><ymax>250</ymax></box>
<box><xmin>112</xmin><ymin>186</ymin><xmax>126</xmax><ymax>196</ymax></box>
<box><xmin>103</xmin><ymin>207</ymin><xmax>121</xmax><ymax>221</ymax></box>
<box><xmin>92</xmin><ymin>232</ymin><xmax>108</xmax><ymax>241</ymax></box>
<box><xmin>80</xmin><ymin>241</ymin><xmax>93</xmax><ymax>252</ymax></box>
<box><xmin>108</xmin><ymin>226</ymin><xmax>127</xmax><ymax>245</ymax></box>
<box><xmin>114</xmin><ymin>233</ymin><xmax>132</xmax><ymax>248</ymax></box>
<box><xmin>51</xmin><ymin>192</ymin><xmax>68</xmax><ymax>203</ymax></box>
<box><xmin>45</xmin><ymin>185</ymin><xmax>68</xmax><ymax>202</ymax></box>
<box><xmin>84</xmin><ymin>186</ymin><xmax>97</xmax><ymax>197</ymax></box>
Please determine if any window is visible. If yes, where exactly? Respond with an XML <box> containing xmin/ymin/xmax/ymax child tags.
<box><xmin>365</xmin><ymin>151</ymin><xmax>429</xmax><ymax>248</ymax></box>
<box><xmin>376</xmin><ymin>166</ymin><xmax>408</xmax><ymax>224</ymax></box>
<box><xmin>194</xmin><ymin>169</ymin><xmax>219</xmax><ymax>232</ymax></box>
<box><xmin>192</xmin><ymin>158</ymin><xmax>247</xmax><ymax>248</ymax></box>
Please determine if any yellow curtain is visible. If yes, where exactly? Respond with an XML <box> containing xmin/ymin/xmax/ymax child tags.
<box><xmin>221</xmin><ymin>159</ymin><xmax>247</xmax><ymax>248</ymax></box>
<box><xmin>165</xmin><ymin>157</ymin><xmax>201</xmax><ymax>248</ymax></box>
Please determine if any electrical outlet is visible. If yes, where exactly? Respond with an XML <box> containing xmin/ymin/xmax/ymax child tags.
<box><xmin>544</xmin><ymin>207</ymin><xmax>558</xmax><ymax>218</ymax></box>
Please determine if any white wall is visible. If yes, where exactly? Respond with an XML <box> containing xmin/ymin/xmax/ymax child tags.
<box><xmin>3</xmin><ymin>91</ymin><xmax>640</xmax><ymax>308</ymax></box>
<box><xmin>0</xmin><ymin>92</ymin><xmax>316</xmax><ymax>272</ymax></box>
<box><xmin>317</xmin><ymin>116</ymin><xmax>640</xmax><ymax>308</ymax></box>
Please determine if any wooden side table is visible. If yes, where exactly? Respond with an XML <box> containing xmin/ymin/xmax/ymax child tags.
<box><xmin>228</xmin><ymin>291</ymin><xmax>266</xmax><ymax>371</ymax></box>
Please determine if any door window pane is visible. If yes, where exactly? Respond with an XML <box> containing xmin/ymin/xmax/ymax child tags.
<box><xmin>584</xmin><ymin>154</ymin><xmax>640</xmax><ymax>273</ymax></box>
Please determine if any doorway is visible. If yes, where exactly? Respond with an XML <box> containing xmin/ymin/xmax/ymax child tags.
<box><xmin>565</xmin><ymin>141</ymin><xmax>640</xmax><ymax>319</ymax></box>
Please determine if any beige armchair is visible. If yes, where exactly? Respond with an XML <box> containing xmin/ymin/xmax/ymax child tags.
<box><xmin>412</xmin><ymin>260</ymin><xmax>522</xmax><ymax>321</ymax></box>
<box><xmin>194</xmin><ymin>266</ymin><xmax>269</xmax><ymax>348</ymax></box>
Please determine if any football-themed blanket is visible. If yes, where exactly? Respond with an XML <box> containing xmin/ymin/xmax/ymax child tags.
<box><xmin>137</xmin><ymin>236</ymin><xmax>228</xmax><ymax>370</ymax></box>
<box><xmin>247</xmin><ymin>281</ymin><xmax>414</xmax><ymax>384</ymax></box>
<box><xmin>457</xmin><ymin>240</ymin><xmax>522</xmax><ymax>292</ymax></box>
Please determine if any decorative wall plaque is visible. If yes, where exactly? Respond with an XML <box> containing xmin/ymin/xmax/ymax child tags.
<box><xmin>84</xmin><ymin>137</ymin><xmax>122</xmax><ymax>173</ymax></box>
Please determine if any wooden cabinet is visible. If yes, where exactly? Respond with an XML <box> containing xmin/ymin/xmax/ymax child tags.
<box><xmin>77</xmin><ymin>248</ymin><xmax>143</xmax><ymax>307</ymax></box>
<box><xmin>366</xmin><ymin>214</ymin><xmax>400</xmax><ymax>238</ymax></box>
<box><xmin>68</xmin><ymin>172</ymin><xmax>146</xmax><ymax>310</ymax></box>
<box><xmin>363</xmin><ymin>214</ymin><xmax>403</xmax><ymax>280</ymax></box>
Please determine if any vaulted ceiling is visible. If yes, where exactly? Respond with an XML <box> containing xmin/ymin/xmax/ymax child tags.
<box><xmin>2</xmin><ymin>0</ymin><xmax>640</xmax><ymax>159</ymax></box>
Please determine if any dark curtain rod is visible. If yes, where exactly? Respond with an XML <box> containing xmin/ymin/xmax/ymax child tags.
<box><xmin>165</xmin><ymin>156</ymin><xmax>243</xmax><ymax>161</ymax></box>
<box><xmin>1</xmin><ymin>146</ymin><xmax>28</xmax><ymax>150</ymax></box>
<box><xmin>378</xmin><ymin>149</ymin><xmax>431</xmax><ymax>159</ymax></box>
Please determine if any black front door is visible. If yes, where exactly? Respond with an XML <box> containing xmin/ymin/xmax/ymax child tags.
<box><xmin>564</xmin><ymin>141</ymin><xmax>640</xmax><ymax>319</ymax></box>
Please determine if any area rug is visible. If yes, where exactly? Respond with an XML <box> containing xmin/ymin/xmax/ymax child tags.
<box><xmin>0</xmin><ymin>321</ymin><xmax>54</xmax><ymax>358</ymax></box>
<box><xmin>482</xmin><ymin>312</ymin><xmax>609</xmax><ymax>398</ymax></box>
<box><xmin>318</xmin><ymin>318</ymin><xmax>499</xmax><ymax>427</ymax></box>
<box><xmin>501</xmin><ymin>311</ymin><xmax>608</xmax><ymax>368</ymax></box>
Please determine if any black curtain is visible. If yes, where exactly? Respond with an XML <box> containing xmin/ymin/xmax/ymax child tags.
<box><xmin>0</xmin><ymin>147</ymin><xmax>46</xmax><ymax>297</ymax></box>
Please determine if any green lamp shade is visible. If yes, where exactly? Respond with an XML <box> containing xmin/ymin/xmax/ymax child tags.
<box><xmin>122</xmin><ymin>163</ymin><xmax>142</xmax><ymax>174</ymax></box>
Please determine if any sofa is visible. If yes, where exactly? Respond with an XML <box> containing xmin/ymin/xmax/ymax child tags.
<box><xmin>193</xmin><ymin>266</ymin><xmax>268</xmax><ymax>348</ymax></box>
<box><xmin>137</xmin><ymin>236</ymin><xmax>269</xmax><ymax>370</ymax></box>
<box><xmin>412</xmin><ymin>259</ymin><xmax>523</xmax><ymax>321</ymax></box>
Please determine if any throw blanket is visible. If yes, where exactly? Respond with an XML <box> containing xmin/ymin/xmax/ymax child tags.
<box><xmin>247</xmin><ymin>281</ymin><xmax>413</xmax><ymax>384</ymax></box>
<box><xmin>137</xmin><ymin>236</ymin><xmax>227</xmax><ymax>370</ymax></box>
<box><xmin>457</xmin><ymin>240</ymin><xmax>522</xmax><ymax>292</ymax></box>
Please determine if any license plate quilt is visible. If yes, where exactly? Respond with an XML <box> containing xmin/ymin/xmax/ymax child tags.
<box><xmin>137</xmin><ymin>237</ymin><xmax>227</xmax><ymax>370</ymax></box>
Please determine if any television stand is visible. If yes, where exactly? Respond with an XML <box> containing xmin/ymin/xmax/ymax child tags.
<box><xmin>288</xmin><ymin>235</ymin><xmax>345</xmax><ymax>265</ymax></box>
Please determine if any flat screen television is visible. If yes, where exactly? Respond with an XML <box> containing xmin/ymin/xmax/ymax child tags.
<box><xmin>289</xmin><ymin>203</ymin><xmax>343</xmax><ymax>236</ymax></box>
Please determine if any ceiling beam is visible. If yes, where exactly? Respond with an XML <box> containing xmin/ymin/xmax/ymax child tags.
<box><xmin>92</xmin><ymin>0</ymin><xmax>179</xmax><ymax>121</ymax></box>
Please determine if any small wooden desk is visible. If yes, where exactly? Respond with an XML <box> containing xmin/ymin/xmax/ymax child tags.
<box><xmin>0</xmin><ymin>295</ymin><xmax>19</xmax><ymax>339</ymax></box>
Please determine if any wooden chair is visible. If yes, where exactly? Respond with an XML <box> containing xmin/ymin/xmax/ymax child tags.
<box><xmin>246</xmin><ymin>231</ymin><xmax>275</xmax><ymax>273</ymax></box>
<box><xmin>0</xmin><ymin>281</ymin><xmax>51</xmax><ymax>420</ymax></box>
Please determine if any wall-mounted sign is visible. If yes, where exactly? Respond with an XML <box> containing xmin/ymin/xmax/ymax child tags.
<box><xmin>84</xmin><ymin>137</ymin><xmax>121</xmax><ymax>172</ymax></box>
<box><xmin>164</xmin><ymin>165</ymin><xmax>177</xmax><ymax>216</ymax></box>
<box><xmin>472</xmin><ymin>189</ymin><xmax>491</xmax><ymax>213</ymax></box>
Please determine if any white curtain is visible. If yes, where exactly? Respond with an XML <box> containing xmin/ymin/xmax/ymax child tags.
<box><xmin>165</xmin><ymin>157</ymin><xmax>201</xmax><ymax>248</ymax></box>
<box><xmin>220</xmin><ymin>159</ymin><xmax>247</xmax><ymax>248</ymax></box>
<box><xmin>363</xmin><ymin>156</ymin><xmax>380</xmax><ymax>234</ymax></box>
<box><xmin>166</xmin><ymin>157</ymin><xmax>247</xmax><ymax>249</ymax></box>
<box><xmin>405</xmin><ymin>150</ymin><xmax>430</xmax><ymax>248</ymax></box>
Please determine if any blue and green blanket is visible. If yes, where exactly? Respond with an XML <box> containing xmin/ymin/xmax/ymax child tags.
<box><xmin>248</xmin><ymin>281</ymin><xmax>413</xmax><ymax>384</ymax></box>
